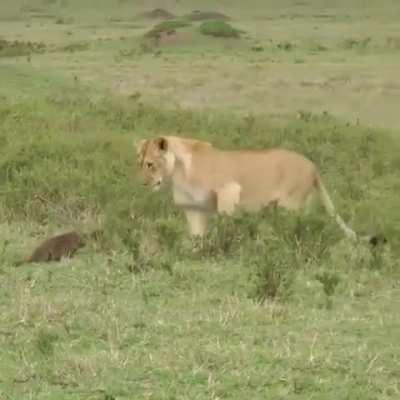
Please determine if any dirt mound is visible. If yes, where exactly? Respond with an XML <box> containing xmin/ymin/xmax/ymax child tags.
<box><xmin>141</xmin><ymin>8</ymin><xmax>175</xmax><ymax>20</ymax></box>
<box><xmin>185</xmin><ymin>10</ymin><xmax>230</xmax><ymax>21</ymax></box>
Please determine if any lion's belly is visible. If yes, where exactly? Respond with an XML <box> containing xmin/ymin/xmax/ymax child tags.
<box><xmin>238</xmin><ymin>187</ymin><xmax>278</xmax><ymax>210</ymax></box>
<box><xmin>237</xmin><ymin>164</ymin><xmax>316</xmax><ymax>211</ymax></box>
<box><xmin>172</xmin><ymin>184</ymin><xmax>215</xmax><ymax>211</ymax></box>
<box><xmin>227</xmin><ymin>153</ymin><xmax>316</xmax><ymax>211</ymax></box>
<box><xmin>173</xmin><ymin>148</ymin><xmax>317</xmax><ymax>212</ymax></box>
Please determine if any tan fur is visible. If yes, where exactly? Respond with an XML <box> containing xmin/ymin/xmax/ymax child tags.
<box><xmin>136</xmin><ymin>135</ymin><xmax>372</xmax><ymax>242</ymax></box>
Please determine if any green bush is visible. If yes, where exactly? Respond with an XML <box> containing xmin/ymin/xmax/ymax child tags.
<box><xmin>199</xmin><ymin>20</ymin><xmax>241</xmax><ymax>38</ymax></box>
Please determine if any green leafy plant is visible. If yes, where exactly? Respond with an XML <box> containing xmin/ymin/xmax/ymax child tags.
<box><xmin>315</xmin><ymin>271</ymin><xmax>340</xmax><ymax>309</ymax></box>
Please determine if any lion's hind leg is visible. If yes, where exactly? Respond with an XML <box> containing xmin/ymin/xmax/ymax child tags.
<box><xmin>275</xmin><ymin>181</ymin><xmax>318</xmax><ymax>214</ymax></box>
<box><xmin>302</xmin><ymin>189</ymin><xmax>318</xmax><ymax>215</ymax></box>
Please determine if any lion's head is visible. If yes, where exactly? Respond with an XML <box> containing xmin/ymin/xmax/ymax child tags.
<box><xmin>135</xmin><ymin>136</ymin><xmax>174</xmax><ymax>191</ymax></box>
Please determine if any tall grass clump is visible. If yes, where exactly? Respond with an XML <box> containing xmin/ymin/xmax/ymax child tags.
<box><xmin>340</xmin><ymin>37</ymin><xmax>371</xmax><ymax>50</ymax></box>
<box><xmin>0</xmin><ymin>39</ymin><xmax>46</xmax><ymax>57</ymax></box>
<box><xmin>0</xmin><ymin>93</ymin><xmax>399</xmax><ymax>256</ymax></box>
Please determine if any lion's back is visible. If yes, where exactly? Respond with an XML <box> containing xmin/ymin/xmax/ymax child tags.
<box><xmin>189</xmin><ymin>147</ymin><xmax>317</xmax><ymax>210</ymax></box>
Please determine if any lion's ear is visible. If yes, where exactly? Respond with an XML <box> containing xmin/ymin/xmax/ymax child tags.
<box><xmin>155</xmin><ymin>136</ymin><xmax>168</xmax><ymax>152</ymax></box>
<box><xmin>134</xmin><ymin>139</ymin><xmax>148</xmax><ymax>165</ymax></box>
<box><xmin>134</xmin><ymin>139</ymin><xmax>147</xmax><ymax>155</ymax></box>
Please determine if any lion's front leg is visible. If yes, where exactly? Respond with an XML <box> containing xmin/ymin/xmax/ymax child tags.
<box><xmin>184</xmin><ymin>209</ymin><xmax>209</xmax><ymax>237</ymax></box>
<box><xmin>216</xmin><ymin>182</ymin><xmax>242</xmax><ymax>216</ymax></box>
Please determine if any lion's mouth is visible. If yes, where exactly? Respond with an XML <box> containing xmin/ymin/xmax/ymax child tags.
<box><xmin>152</xmin><ymin>179</ymin><xmax>162</xmax><ymax>191</ymax></box>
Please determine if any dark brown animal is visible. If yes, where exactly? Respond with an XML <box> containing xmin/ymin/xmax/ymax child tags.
<box><xmin>15</xmin><ymin>231</ymin><xmax>86</xmax><ymax>267</ymax></box>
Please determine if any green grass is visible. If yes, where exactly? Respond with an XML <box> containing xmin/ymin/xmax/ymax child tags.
<box><xmin>1</xmin><ymin>90</ymin><xmax>400</xmax><ymax>399</ymax></box>
<box><xmin>2</xmin><ymin>1</ymin><xmax>400</xmax><ymax>127</ymax></box>
<box><xmin>1</xmin><ymin>1</ymin><xmax>400</xmax><ymax>399</ymax></box>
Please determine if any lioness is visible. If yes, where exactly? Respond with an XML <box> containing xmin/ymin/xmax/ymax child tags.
<box><xmin>136</xmin><ymin>135</ymin><xmax>374</xmax><ymax>242</ymax></box>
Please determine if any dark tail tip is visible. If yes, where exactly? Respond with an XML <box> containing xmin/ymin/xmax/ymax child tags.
<box><xmin>14</xmin><ymin>260</ymin><xmax>25</xmax><ymax>267</ymax></box>
<box><xmin>368</xmin><ymin>234</ymin><xmax>387</xmax><ymax>247</ymax></box>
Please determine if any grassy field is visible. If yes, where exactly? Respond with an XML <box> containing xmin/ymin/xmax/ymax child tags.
<box><xmin>1</xmin><ymin>1</ymin><xmax>400</xmax><ymax>399</ymax></box>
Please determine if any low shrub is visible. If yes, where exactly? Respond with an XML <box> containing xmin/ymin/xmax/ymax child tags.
<box><xmin>0</xmin><ymin>39</ymin><xmax>46</xmax><ymax>58</ymax></box>
<box><xmin>199</xmin><ymin>20</ymin><xmax>241</xmax><ymax>38</ymax></box>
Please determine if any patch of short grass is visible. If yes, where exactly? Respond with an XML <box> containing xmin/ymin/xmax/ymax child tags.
<box><xmin>59</xmin><ymin>41</ymin><xmax>90</xmax><ymax>53</ymax></box>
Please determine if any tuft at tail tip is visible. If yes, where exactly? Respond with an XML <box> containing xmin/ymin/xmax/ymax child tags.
<box><xmin>368</xmin><ymin>234</ymin><xmax>387</xmax><ymax>247</ymax></box>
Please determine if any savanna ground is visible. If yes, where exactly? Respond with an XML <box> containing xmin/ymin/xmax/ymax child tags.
<box><xmin>0</xmin><ymin>1</ymin><xmax>400</xmax><ymax>399</ymax></box>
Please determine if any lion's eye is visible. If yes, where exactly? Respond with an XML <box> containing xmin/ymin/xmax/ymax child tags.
<box><xmin>145</xmin><ymin>162</ymin><xmax>153</xmax><ymax>169</ymax></box>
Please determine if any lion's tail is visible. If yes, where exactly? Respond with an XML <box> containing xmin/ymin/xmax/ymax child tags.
<box><xmin>314</xmin><ymin>174</ymin><xmax>359</xmax><ymax>241</ymax></box>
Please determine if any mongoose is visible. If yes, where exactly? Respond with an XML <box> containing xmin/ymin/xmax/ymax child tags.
<box><xmin>15</xmin><ymin>231</ymin><xmax>85</xmax><ymax>267</ymax></box>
